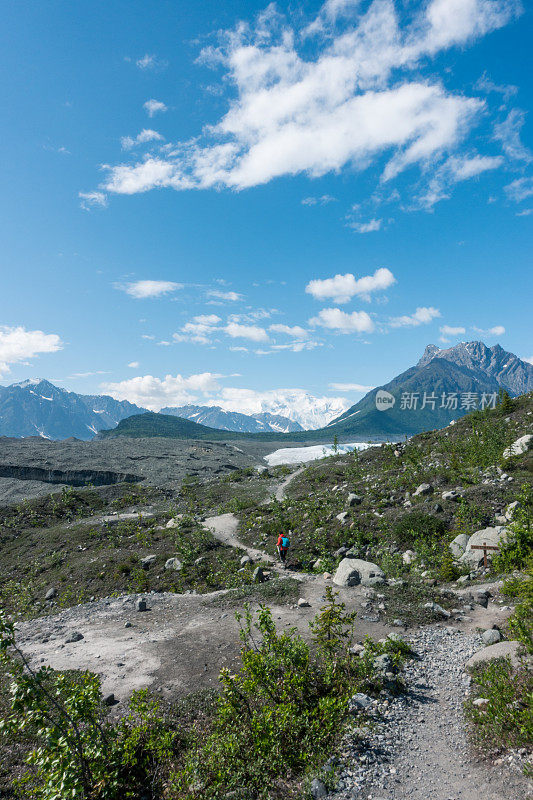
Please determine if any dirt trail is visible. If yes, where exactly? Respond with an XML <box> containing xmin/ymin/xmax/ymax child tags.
<box><xmin>274</xmin><ymin>466</ymin><xmax>305</xmax><ymax>501</ymax></box>
<box><xmin>203</xmin><ymin>512</ymin><xmax>276</xmax><ymax>565</ymax></box>
<box><xmin>330</xmin><ymin>625</ymin><xmax>531</xmax><ymax>800</ymax></box>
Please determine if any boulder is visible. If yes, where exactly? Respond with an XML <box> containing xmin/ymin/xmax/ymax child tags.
<box><xmin>449</xmin><ymin>533</ymin><xmax>469</xmax><ymax>558</ymax></box>
<box><xmin>466</xmin><ymin>640</ymin><xmax>524</xmax><ymax>671</ymax></box>
<box><xmin>252</xmin><ymin>567</ymin><xmax>266</xmax><ymax>583</ymax></box>
<box><xmin>65</xmin><ymin>632</ymin><xmax>84</xmax><ymax>643</ymax></box>
<box><xmin>482</xmin><ymin>628</ymin><xmax>501</xmax><ymax>646</ymax></box>
<box><xmin>336</xmin><ymin>511</ymin><xmax>349</xmax><ymax>524</ymax></box>
<box><xmin>348</xmin><ymin>692</ymin><xmax>372</xmax><ymax>712</ymax></box>
<box><xmin>164</xmin><ymin>557</ymin><xmax>183</xmax><ymax>572</ymax></box>
<box><xmin>503</xmin><ymin>434</ymin><xmax>532</xmax><ymax>459</ymax></box>
<box><xmin>413</xmin><ymin>483</ymin><xmax>432</xmax><ymax>497</ymax></box>
<box><xmin>505</xmin><ymin>500</ymin><xmax>520</xmax><ymax>521</ymax></box>
<box><xmin>240</xmin><ymin>555</ymin><xmax>252</xmax><ymax>566</ymax></box>
<box><xmin>141</xmin><ymin>555</ymin><xmax>157</xmax><ymax>569</ymax></box>
<box><xmin>136</xmin><ymin>598</ymin><xmax>148</xmax><ymax>612</ymax></box>
<box><xmin>45</xmin><ymin>587</ymin><xmax>57</xmax><ymax>601</ymax></box>
<box><xmin>298</xmin><ymin>598</ymin><xmax>311</xmax><ymax>608</ymax></box>
<box><xmin>310</xmin><ymin>778</ymin><xmax>327</xmax><ymax>799</ymax></box>
<box><xmin>347</xmin><ymin>493</ymin><xmax>362</xmax><ymax>506</ymax></box>
<box><xmin>459</xmin><ymin>526</ymin><xmax>509</xmax><ymax>568</ymax></box>
<box><xmin>424</xmin><ymin>601</ymin><xmax>451</xmax><ymax>619</ymax></box>
<box><xmin>473</xmin><ymin>698</ymin><xmax>490</xmax><ymax>709</ymax></box>
<box><xmin>442</xmin><ymin>490</ymin><xmax>460</xmax><ymax>501</ymax></box>
<box><xmin>333</xmin><ymin>558</ymin><xmax>385</xmax><ymax>588</ymax></box>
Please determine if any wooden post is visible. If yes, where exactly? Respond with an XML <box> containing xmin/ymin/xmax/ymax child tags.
<box><xmin>471</xmin><ymin>542</ymin><xmax>499</xmax><ymax>568</ymax></box>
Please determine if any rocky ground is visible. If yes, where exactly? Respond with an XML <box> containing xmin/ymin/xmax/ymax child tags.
<box><xmin>329</xmin><ymin>625</ymin><xmax>531</xmax><ymax>800</ymax></box>
<box><xmin>0</xmin><ymin>435</ymin><xmax>287</xmax><ymax>505</ymax></box>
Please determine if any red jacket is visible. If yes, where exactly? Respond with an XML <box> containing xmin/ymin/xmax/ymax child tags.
<box><xmin>277</xmin><ymin>534</ymin><xmax>287</xmax><ymax>550</ymax></box>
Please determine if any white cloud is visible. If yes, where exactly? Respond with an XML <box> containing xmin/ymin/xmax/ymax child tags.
<box><xmin>100</xmin><ymin>374</ymin><xmax>348</xmax><ymax>428</ymax></box>
<box><xmin>523</xmin><ymin>355</ymin><xmax>533</xmax><ymax>365</ymax></box>
<box><xmin>270</xmin><ymin>340</ymin><xmax>320</xmax><ymax>353</ymax></box>
<box><xmin>473</xmin><ymin>324</ymin><xmax>505</xmax><ymax>336</ymax></box>
<box><xmin>98</xmin><ymin>0</ymin><xmax>518</xmax><ymax>202</ymax></box>
<box><xmin>506</xmin><ymin>176</ymin><xmax>533</xmax><ymax>202</ymax></box>
<box><xmin>301</xmin><ymin>194</ymin><xmax>337</xmax><ymax>206</ymax></box>
<box><xmin>128</xmin><ymin>361</ymin><xmax>140</xmax><ymax>368</ymax></box>
<box><xmin>306</xmin><ymin>268</ymin><xmax>395</xmax><ymax>303</ymax></box>
<box><xmin>120</xmin><ymin>280</ymin><xmax>182</xmax><ymax>299</ymax></box>
<box><xmin>329</xmin><ymin>382</ymin><xmax>374</xmax><ymax>392</ymax></box>
<box><xmin>418</xmin><ymin>154</ymin><xmax>503</xmax><ymax>208</ymax></box>
<box><xmin>135</xmin><ymin>54</ymin><xmax>163</xmax><ymax>70</ymax></box>
<box><xmin>269</xmin><ymin>323</ymin><xmax>309</xmax><ymax>338</ymax></box>
<box><xmin>309</xmin><ymin>307</ymin><xmax>374</xmax><ymax>333</ymax></box>
<box><xmin>440</xmin><ymin>325</ymin><xmax>466</xmax><ymax>336</ymax></box>
<box><xmin>121</xmin><ymin>129</ymin><xmax>164</xmax><ymax>150</ymax></box>
<box><xmin>101</xmin><ymin>372</ymin><xmax>221</xmax><ymax>410</ymax></box>
<box><xmin>348</xmin><ymin>218</ymin><xmax>382</xmax><ymax>233</ymax></box>
<box><xmin>494</xmin><ymin>109</ymin><xmax>532</xmax><ymax>163</ymax></box>
<box><xmin>206</xmin><ymin>289</ymin><xmax>243</xmax><ymax>302</ymax></box>
<box><xmin>224</xmin><ymin>322</ymin><xmax>269</xmax><ymax>342</ymax></box>
<box><xmin>174</xmin><ymin>314</ymin><xmax>221</xmax><ymax>345</ymax></box>
<box><xmin>439</xmin><ymin>324</ymin><xmax>466</xmax><ymax>342</ymax></box>
<box><xmin>79</xmin><ymin>191</ymin><xmax>107</xmax><ymax>210</ymax></box>
<box><xmin>390</xmin><ymin>306</ymin><xmax>441</xmax><ymax>327</ymax></box>
<box><xmin>143</xmin><ymin>99</ymin><xmax>168</xmax><ymax>118</ymax></box>
<box><xmin>215</xmin><ymin>387</ymin><xmax>348</xmax><ymax>428</ymax></box>
<box><xmin>0</xmin><ymin>325</ymin><xmax>63</xmax><ymax>375</ymax></box>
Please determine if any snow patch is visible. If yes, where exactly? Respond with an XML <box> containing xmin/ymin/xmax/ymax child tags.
<box><xmin>265</xmin><ymin>442</ymin><xmax>375</xmax><ymax>466</ymax></box>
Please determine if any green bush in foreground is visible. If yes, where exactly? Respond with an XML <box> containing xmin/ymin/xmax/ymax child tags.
<box><xmin>466</xmin><ymin>657</ymin><xmax>533</xmax><ymax>757</ymax></box>
<box><xmin>0</xmin><ymin>593</ymin><xmax>409</xmax><ymax>800</ymax></box>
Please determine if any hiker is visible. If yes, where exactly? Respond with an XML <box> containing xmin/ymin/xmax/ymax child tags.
<box><xmin>277</xmin><ymin>531</ymin><xmax>290</xmax><ymax>564</ymax></box>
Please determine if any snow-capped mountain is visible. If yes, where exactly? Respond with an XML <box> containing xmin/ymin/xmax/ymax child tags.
<box><xmin>0</xmin><ymin>380</ymin><xmax>145</xmax><ymax>440</ymax></box>
<box><xmin>161</xmin><ymin>405</ymin><xmax>304</xmax><ymax>433</ymax></box>
<box><xmin>213</xmin><ymin>390</ymin><xmax>348</xmax><ymax>430</ymax></box>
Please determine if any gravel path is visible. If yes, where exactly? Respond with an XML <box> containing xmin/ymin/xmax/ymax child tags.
<box><xmin>329</xmin><ymin>626</ymin><xmax>531</xmax><ymax>800</ymax></box>
<box><xmin>274</xmin><ymin>466</ymin><xmax>306</xmax><ymax>501</ymax></box>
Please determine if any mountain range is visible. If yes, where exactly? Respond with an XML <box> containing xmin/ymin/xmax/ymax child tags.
<box><xmin>160</xmin><ymin>405</ymin><xmax>303</xmax><ymax>433</ymax></box>
<box><xmin>0</xmin><ymin>381</ymin><xmax>304</xmax><ymax>440</ymax></box>
<box><xmin>2</xmin><ymin>342</ymin><xmax>531</xmax><ymax>442</ymax></box>
<box><xmin>102</xmin><ymin>341</ymin><xmax>533</xmax><ymax>442</ymax></box>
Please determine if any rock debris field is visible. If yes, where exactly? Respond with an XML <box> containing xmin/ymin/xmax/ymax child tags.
<box><xmin>327</xmin><ymin>626</ymin><xmax>531</xmax><ymax>800</ymax></box>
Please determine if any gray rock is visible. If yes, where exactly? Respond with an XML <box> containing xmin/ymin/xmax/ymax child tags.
<box><xmin>505</xmin><ymin>500</ymin><xmax>520</xmax><ymax>521</ymax></box>
<box><xmin>252</xmin><ymin>567</ymin><xmax>266</xmax><ymax>583</ymax></box>
<box><xmin>413</xmin><ymin>483</ymin><xmax>432</xmax><ymax>496</ymax></box>
<box><xmin>374</xmin><ymin>653</ymin><xmax>393</xmax><ymax>672</ymax></box>
<box><xmin>459</xmin><ymin>526</ymin><xmax>509</xmax><ymax>567</ymax></box>
<box><xmin>103</xmin><ymin>693</ymin><xmax>117</xmax><ymax>706</ymax></box>
<box><xmin>348</xmin><ymin>692</ymin><xmax>373</xmax><ymax>712</ymax></box>
<box><xmin>347</xmin><ymin>493</ymin><xmax>362</xmax><ymax>506</ymax></box>
<box><xmin>466</xmin><ymin>640</ymin><xmax>524</xmax><ymax>670</ymax></box>
<box><xmin>297</xmin><ymin>598</ymin><xmax>311</xmax><ymax>608</ymax></box>
<box><xmin>136</xmin><ymin>598</ymin><xmax>148</xmax><ymax>612</ymax></box>
<box><xmin>474</xmin><ymin>591</ymin><xmax>490</xmax><ymax>608</ymax></box>
<box><xmin>333</xmin><ymin>558</ymin><xmax>385</xmax><ymax>588</ymax></box>
<box><xmin>45</xmin><ymin>587</ymin><xmax>57</xmax><ymax>601</ymax></box>
<box><xmin>310</xmin><ymin>778</ymin><xmax>327</xmax><ymax>799</ymax></box>
<box><xmin>336</xmin><ymin>511</ymin><xmax>349</xmax><ymax>524</ymax></box>
<box><xmin>402</xmin><ymin>549</ymin><xmax>416</xmax><ymax>565</ymax></box>
<box><xmin>424</xmin><ymin>602</ymin><xmax>451</xmax><ymax>619</ymax></box>
<box><xmin>442</xmin><ymin>489</ymin><xmax>461</xmax><ymax>501</ymax></box>
<box><xmin>449</xmin><ymin>533</ymin><xmax>469</xmax><ymax>558</ymax></box>
<box><xmin>482</xmin><ymin>628</ymin><xmax>501</xmax><ymax>645</ymax></box>
<box><xmin>65</xmin><ymin>631</ymin><xmax>84</xmax><ymax>643</ymax></box>
<box><xmin>503</xmin><ymin>434</ymin><xmax>532</xmax><ymax>459</ymax></box>
<box><xmin>240</xmin><ymin>555</ymin><xmax>252</xmax><ymax>566</ymax></box>
<box><xmin>140</xmin><ymin>555</ymin><xmax>157</xmax><ymax>569</ymax></box>
<box><xmin>164</xmin><ymin>557</ymin><xmax>183</xmax><ymax>571</ymax></box>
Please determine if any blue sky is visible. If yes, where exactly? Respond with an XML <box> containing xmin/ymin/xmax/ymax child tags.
<box><xmin>1</xmin><ymin>0</ymin><xmax>532</xmax><ymax>423</ymax></box>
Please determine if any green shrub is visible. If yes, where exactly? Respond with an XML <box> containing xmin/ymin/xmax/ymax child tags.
<box><xmin>392</xmin><ymin>513</ymin><xmax>446</xmax><ymax>546</ymax></box>
<box><xmin>466</xmin><ymin>657</ymin><xmax>533</xmax><ymax>756</ymax></box>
